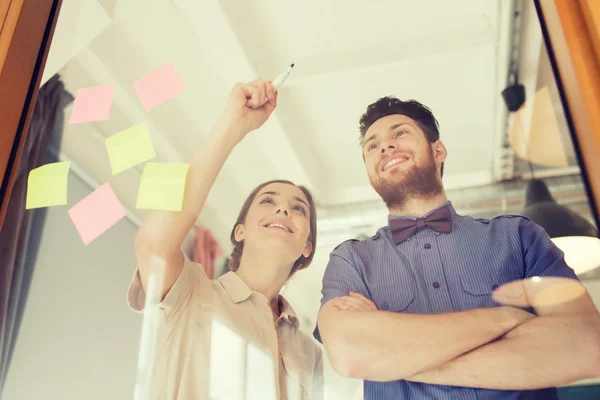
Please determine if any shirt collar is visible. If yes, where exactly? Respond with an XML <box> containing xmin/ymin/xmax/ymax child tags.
<box><xmin>218</xmin><ymin>271</ymin><xmax>253</xmax><ymax>303</ymax></box>
<box><xmin>217</xmin><ymin>272</ymin><xmax>300</xmax><ymax>328</ymax></box>
<box><xmin>278</xmin><ymin>295</ymin><xmax>300</xmax><ymax>328</ymax></box>
<box><xmin>388</xmin><ymin>200</ymin><xmax>456</xmax><ymax>224</ymax></box>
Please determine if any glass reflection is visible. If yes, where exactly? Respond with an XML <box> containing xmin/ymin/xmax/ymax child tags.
<box><xmin>2</xmin><ymin>1</ymin><xmax>600</xmax><ymax>400</ymax></box>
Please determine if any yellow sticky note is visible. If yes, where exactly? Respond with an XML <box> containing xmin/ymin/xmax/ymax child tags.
<box><xmin>26</xmin><ymin>161</ymin><xmax>71</xmax><ymax>209</ymax></box>
<box><xmin>136</xmin><ymin>162</ymin><xmax>189</xmax><ymax>211</ymax></box>
<box><xmin>105</xmin><ymin>121</ymin><xmax>156</xmax><ymax>175</ymax></box>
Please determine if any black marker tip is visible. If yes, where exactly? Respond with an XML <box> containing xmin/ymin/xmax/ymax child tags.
<box><xmin>290</xmin><ymin>63</ymin><xmax>295</xmax><ymax>68</ymax></box>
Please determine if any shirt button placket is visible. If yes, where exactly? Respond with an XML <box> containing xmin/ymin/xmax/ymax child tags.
<box><xmin>422</xmin><ymin>237</ymin><xmax>451</xmax><ymax>313</ymax></box>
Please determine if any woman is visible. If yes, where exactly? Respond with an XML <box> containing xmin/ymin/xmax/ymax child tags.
<box><xmin>127</xmin><ymin>78</ymin><xmax>323</xmax><ymax>399</ymax></box>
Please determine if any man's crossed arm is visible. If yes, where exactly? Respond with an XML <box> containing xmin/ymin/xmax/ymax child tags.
<box><xmin>317</xmin><ymin>293</ymin><xmax>534</xmax><ymax>382</ymax></box>
<box><xmin>405</xmin><ymin>278</ymin><xmax>600</xmax><ymax>389</ymax></box>
<box><xmin>319</xmin><ymin>280</ymin><xmax>600</xmax><ymax>390</ymax></box>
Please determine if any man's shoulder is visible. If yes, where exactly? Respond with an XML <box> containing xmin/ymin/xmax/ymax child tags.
<box><xmin>332</xmin><ymin>239</ymin><xmax>359</xmax><ymax>252</ymax></box>
<box><xmin>332</xmin><ymin>228</ymin><xmax>388</xmax><ymax>252</ymax></box>
<box><xmin>462</xmin><ymin>213</ymin><xmax>531</xmax><ymax>225</ymax></box>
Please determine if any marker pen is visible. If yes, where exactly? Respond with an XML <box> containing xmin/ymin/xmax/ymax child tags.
<box><xmin>271</xmin><ymin>63</ymin><xmax>294</xmax><ymax>91</ymax></box>
<box><xmin>251</xmin><ymin>64</ymin><xmax>294</xmax><ymax>108</ymax></box>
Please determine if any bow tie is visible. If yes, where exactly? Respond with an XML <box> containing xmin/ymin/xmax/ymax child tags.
<box><xmin>389</xmin><ymin>205</ymin><xmax>452</xmax><ymax>244</ymax></box>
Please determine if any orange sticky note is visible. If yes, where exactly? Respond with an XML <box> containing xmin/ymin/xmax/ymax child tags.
<box><xmin>68</xmin><ymin>84</ymin><xmax>114</xmax><ymax>124</ymax></box>
<box><xmin>26</xmin><ymin>162</ymin><xmax>70</xmax><ymax>209</ymax></box>
<box><xmin>133</xmin><ymin>62</ymin><xmax>184</xmax><ymax>112</ymax></box>
<box><xmin>68</xmin><ymin>183</ymin><xmax>126</xmax><ymax>245</ymax></box>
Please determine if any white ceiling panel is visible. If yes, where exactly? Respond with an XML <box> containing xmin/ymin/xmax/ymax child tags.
<box><xmin>220</xmin><ymin>0</ymin><xmax>498</xmax><ymax>69</ymax></box>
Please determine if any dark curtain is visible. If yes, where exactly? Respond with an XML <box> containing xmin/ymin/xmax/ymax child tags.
<box><xmin>0</xmin><ymin>75</ymin><xmax>71</xmax><ymax>394</ymax></box>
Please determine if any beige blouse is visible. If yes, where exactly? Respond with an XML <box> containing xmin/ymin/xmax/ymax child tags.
<box><xmin>127</xmin><ymin>253</ymin><xmax>324</xmax><ymax>400</ymax></box>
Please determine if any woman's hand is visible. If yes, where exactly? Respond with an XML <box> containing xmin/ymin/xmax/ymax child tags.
<box><xmin>333</xmin><ymin>292</ymin><xmax>378</xmax><ymax>312</ymax></box>
<box><xmin>219</xmin><ymin>78</ymin><xmax>278</xmax><ymax>143</ymax></box>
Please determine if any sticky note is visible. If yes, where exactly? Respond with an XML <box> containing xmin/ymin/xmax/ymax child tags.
<box><xmin>136</xmin><ymin>162</ymin><xmax>189</xmax><ymax>212</ymax></box>
<box><xmin>26</xmin><ymin>161</ymin><xmax>70</xmax><ymax>209</ymax></box>
<box><xmin>105</xmin><ymin>121</ymin><xmax>156</xmax><ymax>175</ymax></box>
<box><xmin>68</xmin><ymin>84</ymin><xmax>114</xmax><ymax>124</ymax></box>
<box><xmin>68</xmin><ymin>183</ymin><xmax>126</xmax><ymax>245</ymax></box>
<box><xmin>133</xmin><ymin>62</ymin><xmax>184</xmax><ymax>112</ymax></box>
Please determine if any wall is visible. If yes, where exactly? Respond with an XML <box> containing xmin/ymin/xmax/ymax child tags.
<box><xmin>2</xmin><ymin>172</ymin><xmax>142</xmax><ymax>400</ymax></box>
<box><xmin>583</xmin><ymin>279</ymin><xmax>600</xmax><ymax>305</ymax></box>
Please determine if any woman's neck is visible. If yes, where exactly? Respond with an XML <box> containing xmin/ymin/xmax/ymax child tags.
<box><xmin>235</xmin><ymin>251</ymin><xmax>291</xmax><ymax>305</ymax></box>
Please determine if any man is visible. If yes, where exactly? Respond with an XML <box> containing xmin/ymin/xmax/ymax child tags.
<box><xmin>314</xmin><ymin>97</ymin><xmax>600</xmax><ymax>399</ymax></box>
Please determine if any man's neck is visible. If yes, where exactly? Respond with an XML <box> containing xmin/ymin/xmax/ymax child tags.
<box><xmin>388</xmin><ymin>192</ymin><xmax>449</xmax><ymax>218</ymax></box>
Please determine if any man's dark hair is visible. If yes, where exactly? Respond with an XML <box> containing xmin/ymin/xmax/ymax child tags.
<box><xmin>359</xmin><ymin>96</ymin><xmax>444</xmax><ymax>177</ymax></box>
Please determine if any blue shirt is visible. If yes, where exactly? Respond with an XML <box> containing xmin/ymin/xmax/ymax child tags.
<box><xmin>314</xmin><ymin>202</ymin><xmax>579</xmax><ymax>400</ymax></box>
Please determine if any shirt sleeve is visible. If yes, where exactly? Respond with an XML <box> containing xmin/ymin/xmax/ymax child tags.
<box><xmin>313</xmin><ymin>242</ymin><xmax>370</xmax><ymax>343</ymax></box>
<box><xmin>520</xmin><ymin>218</ymin><xmax>579</xmax><ymax>280</ymax></box>
<box><xmin>126</xmin><ymin>251</ymin><xmax>210</xmax><ymax>321</ymax></box>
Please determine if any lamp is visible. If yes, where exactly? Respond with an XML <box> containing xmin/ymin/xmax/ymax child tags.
<box><xmin>502</xmin><ymin>83</ymin><xmax>526</xmax><ymax>112</ymax></box>
<box><xmin>522</xmin><ymin>179</ymin><xmax>600</xmax><ymax>275</ymax></box>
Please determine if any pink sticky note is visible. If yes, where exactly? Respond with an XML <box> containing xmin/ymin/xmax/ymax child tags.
<box><xmin>133</xmin><ymin>62</ymin><xmax>184</xmax><ymax>111</ymax></box>
<box><xmin>68</xmin><ymin>84</ymin><xmax>114</xmax><ymax>124</ymax></box>
<box><xmin>68</xmin><ymin>183</ymin><xmax>126</xmax><ymax>245</ymax></box>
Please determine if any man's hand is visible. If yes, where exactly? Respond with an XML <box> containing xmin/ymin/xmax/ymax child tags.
<box><xmin>219</xmin><ymin>78</ymin><xmax>279</xmax><ymax>143</ymax></box>
<box><xmin>333</xmin><ymin>292</ymin><xmax>378</xmax><ymax>312</ymax></box>
<box><xmin>332</xmin><ymin>292</ymin><xmax>535</xmax><ymax>330</ymax></box>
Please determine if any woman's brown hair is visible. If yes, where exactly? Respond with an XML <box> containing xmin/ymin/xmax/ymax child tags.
<box><xmin>228</xmin><ymin>180</ymin><xmax>317</xmax><ymax>276</ymax></box>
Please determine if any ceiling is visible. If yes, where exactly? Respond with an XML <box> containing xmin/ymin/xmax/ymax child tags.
<box><xmin>41</xmin><ymin>0</ymin><xmax>598</xmax><ymax>395</ymax></box>
<box><xmin>45</xmin><ymin>0</ymin><xmax>518</xmax><ymax>249</ymax></box>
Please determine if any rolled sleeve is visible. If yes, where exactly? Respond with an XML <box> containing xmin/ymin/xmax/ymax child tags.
<box><xmin>127</xmin><ymin>252</ymin><xmax>208</xmax><ymax>320</ymax></box>
<box><xmin>313</xmin><ymin>242</ymin><xmax>370</xmax><ymax>343</ymax></box>
<box><xmin>520</xmin><ymin>218</ymin><xmax>579</xmax><ymax>281</ymax></box>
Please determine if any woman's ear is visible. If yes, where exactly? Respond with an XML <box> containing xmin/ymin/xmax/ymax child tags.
<box><xmin>302</xmin><ymin>240</ymin><xmax>313</xmax><ymax>258</ymax></box>
<box><xmin>234</xmin><ymin>224</ymin><xmax>246</xmax><ymax>243</ymax></box>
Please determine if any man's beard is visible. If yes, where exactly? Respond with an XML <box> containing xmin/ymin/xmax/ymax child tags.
<box><xmin>372</xmin><ymin>152</ymin><xmax>442</xmax><ymax>210</ymax></box>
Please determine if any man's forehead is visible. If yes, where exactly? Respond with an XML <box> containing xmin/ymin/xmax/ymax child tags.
<box><xmin>365</xmin><ymin>114</ymin><xmax>418</xmax><ymax>138</ymax></box>
<box><xmin>367</xmin><ymin>114</ymin><xmax>416</xmax><ymax>132</ymax></box>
